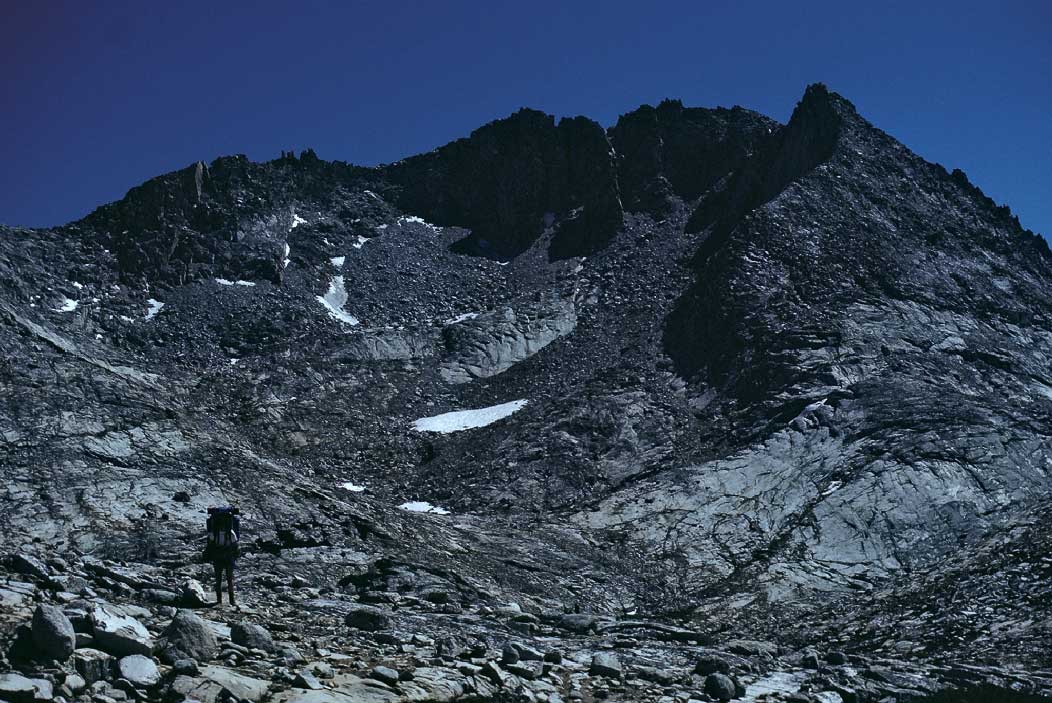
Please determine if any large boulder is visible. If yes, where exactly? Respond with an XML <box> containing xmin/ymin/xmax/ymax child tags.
<box><xmin>118</xmin><ymin>654</ymin><xmax>161</xmax><ymax>688</ymax></box>
<box><xmin>159</xmin><ymin>610</ymin><xmax>218</xmax><ymax>663</ymax></box>
<box><xmin>343</xmin><ymin>605</ymin><xmax>389</xmax><ymax>632</ymax></box>
<box><xmin>91</xmin><ymin>604</ymin><xmax>153</xmax><ymax>656</ymax></box>
<box><xmin>703</xmin><ymin>673</ymin><xmax>737</xmax><ymax>702</ymax></box>
<box><xmin>230</xmin><ymin>622</ymin><xmax>274</xmax><ymax>652</ymax></box>
<box><xmin>31</xmin><ymin>604</ymin><xmax>75</xmax><ymax>660</ymax></box>
<box><xmin>0</xmin><ymin>673</ymin><xmax>36</xmax><ymax>703</ymax></box>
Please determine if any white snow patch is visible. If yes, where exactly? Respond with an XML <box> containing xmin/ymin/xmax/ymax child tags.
<box><xmin>283</xmin><ymin>243</ymin><xmax>291</xmax><ymax>269</ymax></box>
<box><xmin>339</xmin><ymin>482</ymin><xmax>366</xmax><ymax>493</ymax></box>
<box><xmin>352</xmin><ymin>235</ymin><xmax>369</xmax><ymax>249</ymax></box>
<box><xmin>399</xmin><ymin>501</ymin><xmax>449</xmax><ymax>515</ymax></box>
<box><xmin>375</xmin><ymin>224</ymin><xmax>388</xmax><ymax>231</ymax></box>
<box><xmin>444</xmin><ymin>312</ymin><xmax>479</xmax><ymax>325</ymax></box>
<box><xmin>56</xmin><ymin>298</ymin><xmax>78</xmax><ymax>313</ymax></box>
<box><xmin>331</xmin><ymin>256</ymin><xmax>345</xmax><ymax>268</ymax></box>
<box><xmin>363</xmin><ymin>190</ymin><xmax>381</xmax><ymax>201</ymax></box>
<box><xmin>145</xmin><ymin>299</ymin><xmax>164</xmax><ymax>320</ymax></box>
<box><xmin>412</xmin><ymin>400</ymin><xmax>528</xmax><ymax>433</ymax></box>
<box><xmin>821</xmin><ymin>480</ymin><xmax>843</xmax><ymax>496</ymax></box>
<box><xmin>397</xmin><ymin>215</ymin><xmax>441</xmax><ymax>231</ymax></box>
<box><xmin>316</xmin><ymin>275</ymin><xmax>359</xmax><ymax>326</ymax></box>
<box><xmin>72</xmin><ymin>281</ymin><xmax>84</xmax><ymax>289</ymax></box>
<box><xmin>119</xmin><ymin>315</ymin><xmax>135</xmax><ymax>323</ymax></box>
<box><xmin>215</xmin><ymin>279</ymin><xmax>255</xmax><ymax>287</ymax></box>
<box><xmin>290</xmin><ymin>213</ymin><xmax>308</xmax><ymax>229</ymax></box>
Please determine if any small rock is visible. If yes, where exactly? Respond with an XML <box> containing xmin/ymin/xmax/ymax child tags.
<box><xmin>703</xmin><ymin>673</ymin><xmax>736</xmax><ymax>702</ymax></box>
<box><xmin>500</xmin><ymin>644</ymin><xmax>519</xmax><ymax>666</ymax></box>
<box><xmin>32</xmin><ymin>604</ymin><xmax>76</xmax><ymax>660</ymax></box>
<box><xmin>368</xmin><ymin>667</ymin><xmax>400</xmax><ymax>687</ymax></box>
<box><xmin>172</xmin><ymin>660</ymin><xmax>198</xmax><ymax>676</ymax></box>
<box><xmin>826</xmin><ymin>651</ymin><xmax>849</xmax><ymax>666</ymax></box>
<box><xmin>800</xmin><ymin>651</ymin><xmax>821</xmax><ymax>669</ymax></box>
<box><xmin>480</xmin><ymin>661</ymin><xmax>506</xmax><ymax>687</ymax></box>
<box><xmin>73</xmin><ymin>649</ymin><xmax>114</xmax><ymax>685</ymax></box>
<box><xmin>306</xmin><ymin>662</ymin><xmax>333</xmax><ymax>680</ymax></box>
<box><xmin>180</xmin><ymin>580</ymin><xmax>210</xmax><ymax>608</ymax></box>
<box><xmin>543</xmin><ymin>650</ymin><xmax>563</xmax><ymax>664</ymax></box>
<box><xmin>589</xmin><ymin>652</ymin><xmax>622</xmax><ymax>679</ymax></box>
<box><xmin>117</xmin><ymin>655</ymin><xmax>160</xmax><ymax>688</ymax></box>
<box><xmin>62</xmin><ymin>676</ymin><xmax>85</xmax><ymax>695</ymax></box>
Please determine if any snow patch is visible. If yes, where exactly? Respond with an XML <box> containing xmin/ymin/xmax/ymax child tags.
<box><xmin>399</xmin><ymin>501</ymin><xmax>449</xmax><ymax>515</ymax></box>
<box><xmin>444</xmin><ymin>312</ymin><xmax>479</xmax><ymax>325</ymax></box>
<box><xmin>412</xmin><ymin>400</ymin><xmax>528</xmax><ymax>433</ymax></box>
<box><xmin>821</xmin><ymin>480</ymin><xmax>843</xmax><ymax>496</ymax></box>
<box><xmin>72</xmin><ymin>282</ymin><xmax>84</xmax><ymax>289</ymax></box>
<box><xmin>363</xmin><ymin>190</ymin><xmax>381</xmax><ymax>201</ymax></box>
<box><xmin>56</xmin><ymin>298</ymin><xmax>78</xmax><ymax>313</ymax></box>
<box><xmin>352</xmin><ymin>235</ymin><xmax>369</xmax><ymax>249</ymax></box>
<box><xmin>331</xmin><ymin>256</ymin><xmax>345</xmax><ymax>268</ymax></box>
<box><xmin>290</xmin><ymin>213</ymin><xmax>308</xmax><ymax>229</ymax></box>
<box><xmin>339</xmin><ymin>482</ymin><xmax>366</xmax><ymax>493</ymax></box>
<box><xmin>316</xmin><ymin>275</ymin><xmax>359</xmax><ymax>326</ymax></box>
<box><xmin>215</xmin><ymin>279</ymin><xmax>255</xmax><ymax>287</ymax></box>
<box><xmin>397</xmin><ymin>215</ymin><xmax>440</xmax><ymax>232</ymax></box>
<box><xmin>283</xmin><ymin>243</ymin><xmax>291</xmax><ymax>269</ymax></box>
<box><xmin>145</xmin><ymin>299</ymin><xmax>164</xmax><ymax>320</ymax></box>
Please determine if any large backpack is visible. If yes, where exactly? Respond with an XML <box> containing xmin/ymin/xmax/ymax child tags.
<box><xmin>205</xmin><ymin>506</ymin><xmax>240</xmax><ymax>559</ymax></box>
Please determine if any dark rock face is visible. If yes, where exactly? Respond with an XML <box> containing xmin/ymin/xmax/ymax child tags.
<box><xmin>385</xmin><ymin>109</ymin><xmax>622</xmax><ymax>260</ymax></box>
<box><xmin>0</xmin><ymin>83</ymin><xmax>1050</xmax><ymax>699</ymax></box>
<box><xmin>609</xmin><ymin>99</ymin><xmax>775</xmax><ymax>217</ymax></box>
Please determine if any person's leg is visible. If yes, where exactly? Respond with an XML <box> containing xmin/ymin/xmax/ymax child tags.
<box><xmin>227</xmin><ymin>563</ymin><xmax>236</xmax><ymax>606</ymax></box>
<box><xmin>213</xmin><ymin>562</ymin><xmax>223</xmax><ymax>604</ymax></box>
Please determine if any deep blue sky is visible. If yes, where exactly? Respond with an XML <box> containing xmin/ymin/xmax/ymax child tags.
<box><xmin>1</xmin><ymin>1</ymin><xmax>1049</xmax><ymax>236</ymax></box>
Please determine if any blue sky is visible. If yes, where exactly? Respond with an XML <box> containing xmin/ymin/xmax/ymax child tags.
<box><xmin>1</xmin><ymin>1</ymin><xmax>1048</xmax><ymax>237</ymax></box>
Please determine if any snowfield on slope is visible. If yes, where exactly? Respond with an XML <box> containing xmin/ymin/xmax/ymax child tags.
<box><xmin>411</xmin><ymin>400</ymin><xmax>528</xmax><ymax>433</ymax></box>
<box><xmin>399</xmin><ymin>501</ymin><xmax>450</xmax><ymax>515</ymax></box>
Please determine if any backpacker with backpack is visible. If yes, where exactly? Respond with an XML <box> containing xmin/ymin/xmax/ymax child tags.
<box><xmin>204</xmin><ymin>506</ymin><xmax>240</xmax><ymax>562</ymax></box>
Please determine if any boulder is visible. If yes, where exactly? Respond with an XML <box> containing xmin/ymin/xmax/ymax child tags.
<box><xmin>31</xmin><ymin>604</ymin><xmax>76</xmax><ymax>660</ymax></box>
<box><xmin>159</xmin><ymin>610</ymin><xmax>218</xmax><ymax>663</ymax></box>
<box><xmin>556</xmin><ymin>614</ymin><xmax>597</xmax><ymax>634</ymax></box>
<box><xmin>694</xmin><ymin>654</ymin><xmax>732</xmax><ymax>675</ymax></box>
<box><xmin>198</xmin><ymin>666</ymin><xmax>270</xmax><ymax>702</ymax></box>
<box><xmin>91</xmin><ymin>604</ymin><xmax>153</xmax><ymax>656</ymax></box>
<box><xmin>181</xmin><ymin>580</ymin><xmax>210</xmax><ymax>608</ymax></box>
<box><xmin>62</xmin><ymin>675</ymin><xmax>85</xmax><ymax>694</ymax></box>
<box><xmin>826</xmin><ymin>650</ymin><xmax>849</xmax><ymax>665</ymax></box>
<box><xmin>368</xmin><ymin>667</ymin><xmax>400</xmax><ymax>687</ymax></box>
<box><xmin>292</xmin><ymin>672</ymin><xmax>323</xmax><ymax>690</ymax></box>
<box><xmin>704</xmin><ymin>672</ymin><xmax>736</xmax><ymax>701</ymax></box>
<box><xmin>343</xmin><ymin>605</ymin><xmax>389</xmax><ymax>631</ymax></box>
<box><xmin>117</xmin><ymin>655</ymin><xmax>160</xmax><ymax>688</ymax></box>
<box><xmin>230</xmin><ymin>622</ymin><xmax>274</xmax><ymax>652</ymax></box>
<box><xmin>72</xmin><ymin>648</ymin><xmax>114</xmax><ymax>685</ymax></box>
<box><xmin>726</xmin><ymin>639</ymin><xmax>778</xmax><ymax>657</ymax></box>
<box><xmin>589</xmin><ymin>652</ymin><xmax>622</xmax><ymax>679</ymax></box>
<box><xmin>8</xmin><ymin>554</ymin><xmax>49</xmax><ymax>580</ymax></box>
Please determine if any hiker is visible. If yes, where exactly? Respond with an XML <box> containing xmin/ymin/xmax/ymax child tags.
<box><xmin>203</xmin><ymin>506</ymin><xmax>240</xmax><ymax>605</ymax></box>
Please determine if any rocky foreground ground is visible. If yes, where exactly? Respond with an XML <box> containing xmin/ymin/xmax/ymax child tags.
<box><xmin>1</xmin><ymin>543</ymin><xmax>1049</xmax><ymax>703</ymax></box>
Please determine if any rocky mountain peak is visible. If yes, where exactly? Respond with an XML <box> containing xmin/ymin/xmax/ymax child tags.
<box><xmin>1</xmin><ymin>84</ymin><xmax>1050</xmax><ymax>701</ymax></box>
